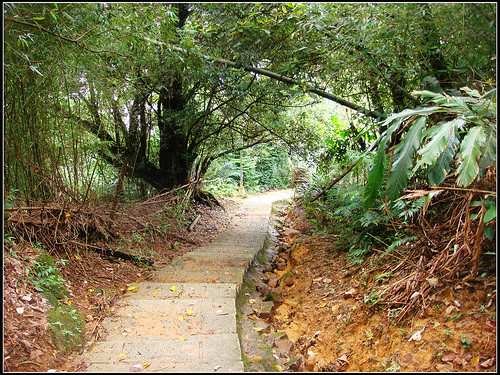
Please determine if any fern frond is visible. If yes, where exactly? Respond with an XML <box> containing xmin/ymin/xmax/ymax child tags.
<box><xmin>383</xmin><ymin>236</ymin><xmax>418</xmax><ymax>256</ymax></box>
<box><xmin>359</xmin><ymin>210</ymin><xmax>385</xmax><ymax>227</ymax></box>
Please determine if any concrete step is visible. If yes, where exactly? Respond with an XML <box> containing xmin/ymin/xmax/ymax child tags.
<box><xmin>123</xmin><ymin>282</ymin><xmax>237</xmax><ymax>300</ymax></box>
<box><xmin>152</xmin><ymin>264</ymin><xmax>247</xmax><ymax>284</ymax></box>
<box><xmin>101</xmin><ymin>300</ymin><xmax>237</xmax><ymax>341</ymax></box>
<box><xmin>81</xmin><ymin>336</ymin><xmax>243</xmax><ymax>372</ymax></box>
<box><xmin>84</xmin><ymin>360</ymin><xmax>244</xmax><ymax>373</ymax></box>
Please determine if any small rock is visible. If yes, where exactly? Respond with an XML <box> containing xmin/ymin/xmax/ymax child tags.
<box><xmin>274</xmin><ymin>331</ymin><xmax>288</xmax><ymax>340</ymax></box>
<box><xmin>264</xmin><ymin>291</ymin><xmax>282</xmax><ymax>302</ymax></box>
<box><xmin>274</xmin><ymin>339</ymin><xmax>293</xmax><ymax>354</ymax></box>
<box><xmin>305</xmin><ymin>350</ymin><xmax>317</xmax><ymax>372</ymax></box>
<box><xmin>268</xmin><ymin>277</ymin><xmax>279</xmax><ymax>288</ymax></box>
<box><xmin>288</xmin><ymin>356</ymin><xmax>305</xmax><ymax>371</ymax></box>
<box><xmin>284</xmin><ymin>276</ymin><xmax>295</xmax><ymax>286</ymax></box>
<box><xmin>258</xmin><ymin>301</ymin><xmax>275</xmax><ymax>319</ymax></box>
<box><xmin>257</xmin><ymin>284</ymin><xmax>271</xmax><ymax>296</ymax></box>
<box><xmin>277</xmin><ymin>262</ymin><xmax>287</xmax><ymax>271</ymax></box>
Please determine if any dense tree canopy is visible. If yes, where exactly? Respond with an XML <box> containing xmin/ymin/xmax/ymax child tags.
<box><xmin>3</xmin><ymin>2</ymin><xmax>496</xmax><ymax>202</ymax></box>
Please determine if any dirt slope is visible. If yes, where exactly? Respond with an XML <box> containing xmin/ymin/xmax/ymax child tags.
<box><xmin>265</xmin><ymin>204</ymin><xmax>497</xmax><ymax>372</ymax></box>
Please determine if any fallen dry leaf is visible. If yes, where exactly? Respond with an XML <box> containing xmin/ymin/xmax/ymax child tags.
<box><xmin>441</xmin><ymin>350</ymin><xmax>457</xmax><ymax>363</ymax></box>
<box><xmin>130</xmin><ymin>364</ymin><xmax>142</xmax><ymax>372</ymax></box>
<box><xmin>408</xmin><ymin>327</ymin><xmax>425</xmax><ymax>342</ymax></box>
<box><xmin>470</xmin><ymin>355</ymin><xmax>480</xmax><ymax>365</ymax></box>
<box><xmin>426</xmin><ymin>277</ymin><xmax>439</xmax><ymax>287</ymax></box>
<box><xmin>127</xmin><ymin>286</ymin><xmax>138</xmax><ymax>292</ymax></box>
<box><xmin>117</xmin><ymin>353</ymin><xmax>127</xmax><ymax>361</ymax></box>
<box><xmin>480</xmin><ymin>358</ymin><xmax>495</xmax><ymax>368</ymax></box>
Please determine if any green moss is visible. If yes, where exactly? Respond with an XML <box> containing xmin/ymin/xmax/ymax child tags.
<box><xmin>47</xmin><ymin>304</ymin><xmax>85</xmax><ymax>354</ymax></box>
<box><xmin>30</xmin><ymin>251</ymin><xmax>86</xmax><ymax>354</ymax></box>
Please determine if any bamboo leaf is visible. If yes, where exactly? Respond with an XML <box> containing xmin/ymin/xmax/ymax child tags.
<box><xmin>456</xmin><ymin>126</ymin><xmax>486</xmax><ymax>187</ymax></box>
<box><xmin>386</xmin><ymin>116</ymin><xmax>426</xmax><ymax>201</ymax></box>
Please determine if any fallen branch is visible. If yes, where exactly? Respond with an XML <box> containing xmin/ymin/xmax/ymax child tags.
<box><xmin>70</xmin><ymin>241</ymin><xmax>153</xmax><ymax>266</ymax></box>
<box><xmin>188</xmin><ymin>214</ymin><xmax>201</xmax><ymax>232</ymax></box>
<box><xmin>429</xmin><ymin>186</ymin><xmax>496</xmax><ymax>196</ymax></box>
<box><xmin>310</xmin><ymin>161</ymin><xmax>359</xmax><ymax>202</ymax></box>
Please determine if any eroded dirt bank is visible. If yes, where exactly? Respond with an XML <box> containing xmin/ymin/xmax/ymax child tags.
<box><xmin>249</xmin><ymin>203</ymin><xmax>496</xmax><ymax>372</ymax></box>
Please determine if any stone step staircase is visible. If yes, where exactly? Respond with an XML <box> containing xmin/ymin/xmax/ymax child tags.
<box><xmin>73</xmin><ymin>190</ymin><xmax>294</xmax><ymax>372</ymax></box>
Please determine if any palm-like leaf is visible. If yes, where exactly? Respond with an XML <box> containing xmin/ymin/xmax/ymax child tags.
<box><xmin>413</xmin><ymin>118</ymin><xmax>464</xmax><ymax>171</ymax></box>
<box><xmin>427</xmin><ymin>129</ymin><xmax>459</xmax><ymax>186</ymax></box>
<box><xmin>386</xmin><ymin>116</ymin><xmax>426</xmax><ymax>201</ymax></box>
<box><xmin>363</xmin><ymin>118</ymin><xmax>403</xmax><ymax>208</ymax></box>
<box><xmin>456</xmin><ymin>125</ymin><xmax>486</xmax><ymax>187</ymax></box>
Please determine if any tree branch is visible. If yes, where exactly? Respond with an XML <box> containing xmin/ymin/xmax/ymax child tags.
<box><xmin>142</xmin><ymin>36</ymin><xmax>384</xmax><ymax>119</ymax></box>
<box><xmin>5</xmin><ymin>17</ymin><xmax>130</xmax><ymax>57</ymax></box>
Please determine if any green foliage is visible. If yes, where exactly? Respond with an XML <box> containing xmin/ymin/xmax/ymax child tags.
<box><xmin>364</xmin><ymin>88</ymin><xmax>496</xmax><ymax>208</ymax></box>
<box><xmin>30</xmin><ymin>254</ymin><xmax>69</xmax><ymax>300</ymax></box>
<box><xmin>387</xmin><ymin>116</ymin><xmax>427</xmax><ymax>202</ymax></box>
<box><xmin>203</xmin><ymin>144</ymin><xmax>292</xmax><ymax>196</ymax></box>
<box><xmin>3</xmin><ymin>3</ymin><xmax>496</xmax><ymax>204</ymax></box>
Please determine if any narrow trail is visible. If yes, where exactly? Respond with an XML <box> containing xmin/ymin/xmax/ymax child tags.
<box><xmin>72</xmin><ymin>189</ymin><xmax>294</xmax><ymax>373</ymax></box>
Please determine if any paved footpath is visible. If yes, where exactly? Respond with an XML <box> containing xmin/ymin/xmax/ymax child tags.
<box><xmin>76</xmin><ymin>189</ymin><xmax>294</xmax><ymax>373</ymax></box>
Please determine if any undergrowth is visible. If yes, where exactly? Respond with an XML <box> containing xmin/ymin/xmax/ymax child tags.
<box><xmin>295</xmin><ymin>165</ymin><xmax>496</xmax><ymax>322</ymax></box>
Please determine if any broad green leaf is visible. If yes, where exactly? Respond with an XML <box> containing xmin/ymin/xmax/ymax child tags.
<box><xmin>478</xmin><ymin>125</ymin><xmax>496</xmax><ymax>168</ymax></box>
<box><xmin>481</xmin><ymin>88</ymin><xmax>496</xmax><ymax>100</ymax></box>
<box><xmin>379</xmin><ymin>106</ymin><xmax>442</xmax><ymax>130</ymax></box>
<box><xmin>414</xmin><ymin>118</ymin><xmax>464</xmax><ymax>171</ymax></box>
<box><xmin>363</xmin><ymin>118</ymin><xmax>403</xmax><ymax>208</ymax></box>
<box><xmin>363</xmin><ymin>138</ymin><xmax>388</xmax><ymax>208</ymax></box>
<box><xmin>427</xmin><ymin>130</ymin><xmax>459</xmax><ymax>186</ymax></box>
<box><xmin>386</xmin><ymin>116</ymin><xmax>426</xmax><ymax>201</ymax></box>
<box><xmin>484</xmin><ymin>202</ymin><xmax>496</xmax><ymax>223</ymax></box>
<box><xmin>456</xmin><ymin>126</ymin><xmax>486</xmax><ymax>187</ymax></box>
